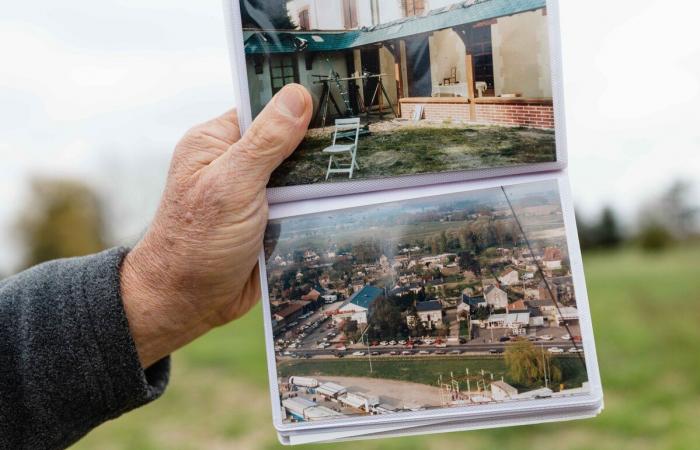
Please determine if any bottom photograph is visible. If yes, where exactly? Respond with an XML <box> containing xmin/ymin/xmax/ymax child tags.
<box><xmin>263</xmin><ymin>180</ymin><xmax>590</xmax><ymax>425</ymax></box>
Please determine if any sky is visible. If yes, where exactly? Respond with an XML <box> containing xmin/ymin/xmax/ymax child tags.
<box><xmin>1</xmin><ymin>0</ymin><xmax>699</xmax><ymax>274</ymax></box>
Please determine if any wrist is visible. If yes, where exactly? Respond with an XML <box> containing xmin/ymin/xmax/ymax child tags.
<box><xmin>120</xmin><ymin>239</ymin><xmax>213</xmax><ymax>368</ymax></box>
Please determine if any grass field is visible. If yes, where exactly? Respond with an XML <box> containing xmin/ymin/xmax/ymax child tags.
<box><xmin>268</xmin><ymin>124</ymin><xmax>556</xmax><ymax>187</ymax></box>
<box><xmin>71</xmin><ymin>244</ymin><xmax>700</xmax><ymax>450</ymax></box>
<box><xmin>278</xmin><ymin>356</ymin><xmax>588</xmax><ymax>391</ymax></box>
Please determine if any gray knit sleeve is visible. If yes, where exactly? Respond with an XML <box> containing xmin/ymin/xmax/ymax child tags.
<box><xmin>0</xmin><ymin>247</ymin><xmax>170</xmax><ymax>450</ymax></box>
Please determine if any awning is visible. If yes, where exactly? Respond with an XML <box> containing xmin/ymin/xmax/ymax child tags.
<box><xmin>243</xmin><ymin>0</ymin><xmax>546</xmax><ymax>55</ymax></box>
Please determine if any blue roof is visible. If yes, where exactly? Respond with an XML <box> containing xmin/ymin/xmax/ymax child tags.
<box><xmin>243</xmin><ymin>0</ymin><xmax>546</xmax><ymax>54</ymax></box>
<box><xmin>349</xmin><ymin>285</ymin><xmax>383</xmax><ymax>309</ymax></box>
<box><xmin>416</xmin><ymin>300</ymin><xmax>442</xmax><ymax>312</ymax></box>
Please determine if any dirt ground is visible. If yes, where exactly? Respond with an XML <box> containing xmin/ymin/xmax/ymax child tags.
<box><xmin>269</xmin><ymin>119</ymin><xmax>556</xmax><ymax>187</ymax></box>
<box><xmin>317</xmin><ymin>376</ymin><xmax>444</xmax><ymax>410</ymax></box>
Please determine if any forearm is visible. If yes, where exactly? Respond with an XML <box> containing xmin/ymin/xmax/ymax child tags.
<box><xmin>0</xmin><ymin>248</ymin><xmax>170</xmax><ymax>450</ymax></box>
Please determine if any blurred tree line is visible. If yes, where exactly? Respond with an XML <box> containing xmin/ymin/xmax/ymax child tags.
<box><xmin>577</xmin><ymin>180</ymin><xmax>698</xmax><ymax>252</ymax></box>
<box><xmin>15</xmin><ymin>178</ymin><xmax>108</xmax><ymax>270</ymax></box>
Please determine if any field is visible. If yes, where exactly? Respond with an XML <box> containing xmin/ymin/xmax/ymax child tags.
<box><xmin>268</xmin><ymin>123</ymin><xmax>556</xmax><ymax>187</ymax></box>
<box><xmin>71</xmin><ymin>244</ymin><xmax>700</xmax><ymax>450</ymax></box>
<box><xmin>278</xmin><ymin>356</ymin><xmax>587</xmax><ymax>391</ymax></box>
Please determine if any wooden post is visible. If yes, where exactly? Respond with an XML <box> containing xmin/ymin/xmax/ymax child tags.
<box><xmin>465</xmin><ymin>53</ymin><xmax>476</xmax><ymax>121</ymax></box>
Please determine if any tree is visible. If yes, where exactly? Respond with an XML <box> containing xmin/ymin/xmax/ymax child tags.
<box><xmin>240</xmin><ymin>0</ymin><xmax>295</xmax><ymax>29</ymax></box>
<box><xmin>504</xmin><ymin>340</ymin><xmax>561</xmax><ymax>388</ymax></box>
<box><xmin>596</xmin><ymin>207</ymin><xmax>622</xmax><ymax>248</ymax></box>
<box><xmin>16</xmin><ymin>178</ymin><xmax>107</xmax><ymax>269</ymax></box>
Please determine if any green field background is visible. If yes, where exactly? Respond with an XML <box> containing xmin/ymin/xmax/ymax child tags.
<box><xmin>71</xmin><ymin>245</ymin><xmax>700</xmax><ymax>450</ymax></box>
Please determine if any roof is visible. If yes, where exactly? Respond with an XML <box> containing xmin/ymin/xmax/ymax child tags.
<box><xmin>274</xmin><ymin>301</ymin><xmax>306</xmax><ymax>319</ymax></box>
<box><xmin>484</xmin><ymin>284</ymin><xmax>505</xmax><ymax>296</ymax></box>
<box><xmin>282</xmin><ymin>397</ymin><xmax>316</xmax><ymax>412</ymax></box>
<box><xmin>416</xmin><ymin>300</ymin><xmax>442</xmax><ymax>312</ymax></box>
<box><xmin>491</xmin><ymin>380</ymin><xmax>518</xmax><ymax>395</ymax></box>
<box><xmin>487</xmin><ymin>312</ymin><xmax>530</xmax><ymax>324</ymax></box>
<box><xmin>316</xmin><ymin>382</ymin><xmax>347</xmax><ymax>396</ymax></box>
<box><xmin>348</xmin><ymin>285</ymin><xmax>383</xmax><ymax>309</ymax></box>
<box><xmin>304</xmin><ymin>405</ymin><xmax>344</xmax><ymax>420</ymax></box>
<box><xmin>243</xmin><ymin>0</ymin><xmax>546</xmax><ymax>54</ymax></box>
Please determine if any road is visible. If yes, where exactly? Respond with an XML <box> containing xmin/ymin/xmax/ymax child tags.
<box><xmin>279</xmin><ymin>340</ymin><xmax>581</xmax><ymax>358</ymax></box>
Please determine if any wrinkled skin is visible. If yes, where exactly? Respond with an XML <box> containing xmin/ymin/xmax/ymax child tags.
<box><xmin>120</xmin><ymin>84</ymin><xmax>313</xmax><ymax>368</ymax></box>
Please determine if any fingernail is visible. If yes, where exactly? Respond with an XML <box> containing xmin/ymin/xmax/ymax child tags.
<box><xmin>275</xmin><ymin>85</ymin><xmax>306</xmax><ymax>118</ymax></box>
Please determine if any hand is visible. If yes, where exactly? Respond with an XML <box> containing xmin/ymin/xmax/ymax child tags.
<box><xmin>120</xmin><ymin>84</ymin><xmax>312</xmax><ymax>368</ymax></box>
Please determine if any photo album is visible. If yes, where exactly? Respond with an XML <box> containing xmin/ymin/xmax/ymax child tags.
<box><xmin>223</xmin><ymin>0</ymin><xmax>603</xmax><ymax>444</ymax></box>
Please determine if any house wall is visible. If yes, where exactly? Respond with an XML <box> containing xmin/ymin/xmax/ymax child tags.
<box><xmin>428</xmin><ymin>28</ymin><xmax>467</xmax><ymax>93</ymax></box>
<box><xmin>491</xmin><ymin>9</ymin><xmax>551</xmax><ymax>98</ymax></box>
<box><xmin>287</xmin><ymin>0</ymin><xmax>395</xmax><ymax>30</ymax></box>
<box><xmin>246</xmin><ymin>52</ymin><xmax>350</xmax><ymax>119</ymax></box>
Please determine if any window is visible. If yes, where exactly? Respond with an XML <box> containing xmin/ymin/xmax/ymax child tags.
<box><xmin>298</xmin><ymin>8</ymin><xmax>310</xmax><ymax>30</ymax></box>
<box><xmin>342</xmin><ymin>0</ymin><xmax>358</xmax><ymax>29</ymax></box>
<box><xmin>269</xmin><ymin>55</ymin><xmax>298</xmax><ymax>94</ymax></box>
<box><xmin>401</xmin><ymin>0</ymin><xmax>425</xmax><ymax>17</ymax></box>
<box><xmin>467</xmin><ymin>25</ymin><xmax>494</xmax><ymax>92</ymax></box>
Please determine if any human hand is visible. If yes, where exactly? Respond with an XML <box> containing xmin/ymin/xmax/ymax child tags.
<box><xmin>120</xmin><ymin>84</ymin><xmax>312</xmax><ymax>368</ymax></box>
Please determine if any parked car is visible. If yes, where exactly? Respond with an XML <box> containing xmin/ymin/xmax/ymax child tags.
<box><xmin>499</xmin><ymin>336</ymin><xmax>511</xmax><ymax>342</ymax></box>
<box><xmin>398</xmin><ymin>340</ymin><xmax>406</xmax><ymax>345</ymax></box>
<box><xmin>561</xmin><ymin>334</ymin><xmax>571</xmax><ymax>340</ymax></box>
<box><xmin>389</xmin><ymin>350</ymin><xmax>399</xmax><ymax>355</ymax></box>
<box><xmin>418</xmin><ymin>350</ymin><xmax>430</xmax><ymax>355</ymax></box>
<box><xmin>352</xmin><ymin>351</ymin><xmax>366</xmax><ymax>356</ymax></box>
<box><xmin>449</xmin><ymin>350</ymin><xmax>461</xmax><ymax>355</ymax></box>
<box><xmin>538</xmin><ymin>334</ymin><xmax>553</xmax><ymax>341</ymax></box>
<box><xmin>370</xmin><ymin>351</ymin><xmax>380</xmax><ymax>356</ymax></box>
<box><xmin>568</xmin><ymin>347</ymin><xmax>584</xmax><ymax>353</ymax></box>
<box><xmin>401</xmin><ymin>350</ymin><xmax>413</xmax><ymax>355</ymax></box>
<box><xmin>547</xmin><ymin>347</ymin><xmax>564</xmax><ymax>353</ymax></box>
<box><xmin>380</xmin><ymin>341</ymin><xmax>388</xmax><ymax>346</ymax></box>
<box><xmin>389</xmin><ymin>340</ymin><xmax>397</xmax><ymax>346</ymax></box>
<box><xmin>435</xmin><ymin>349</ymin><xmax>446</xmax><ymax>355</ymax></box>
<box><xmin>489</xmin><ymin>348</ymin><xmax>503</xmax><ymax>354</ymax></box>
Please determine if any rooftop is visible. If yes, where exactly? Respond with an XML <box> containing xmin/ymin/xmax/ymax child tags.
<box><xmin>416</xmin><ymin>300</ymin><xmax>443</xmax><ymax>312</ymax></box>
<box><xmin>348</xmin><ymin>285</ymin><xmax>383</xmax><ymax>309</ymax></box>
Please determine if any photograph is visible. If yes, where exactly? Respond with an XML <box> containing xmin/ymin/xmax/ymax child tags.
<box><xmin>263</xmin><ymin>180</ymin><xmax>589</xmax><ymax>424</ymax></box>
<box><xmin>240</xmin><ymin>0</ymin><xmax>558</xmax><ymax>187</ymax></box>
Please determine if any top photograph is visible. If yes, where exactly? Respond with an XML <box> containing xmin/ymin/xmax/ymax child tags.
<box><xmin>237</xmin><ymin>0</ymin><xmax>559</xmax><ymax>188</ymax></box>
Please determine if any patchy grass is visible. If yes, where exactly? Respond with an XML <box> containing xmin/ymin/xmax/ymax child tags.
<box><xmin>277</xmin><ymin>356</ymin><xmax>586</xmax><ymax>391</ymax></box>
<box><xmin>72</xmin><ymin>244</ymin><xmax>700</xmax><ymax>450</ymax></box>
<box><xmin>269</xmin><ymin>123</ymin><xmax>556</xmax><ymax>187</ymax></box>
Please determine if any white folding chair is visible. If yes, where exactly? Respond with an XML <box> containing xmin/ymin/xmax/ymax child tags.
<box><xmin>322</xmin><ymin>117</ymin><xmax>361</xmax><ymax>180</ymax></box>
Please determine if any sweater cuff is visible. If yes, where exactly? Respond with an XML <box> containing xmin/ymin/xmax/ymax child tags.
<box><xmin>77</xmin><ymin>247</ymin><xmax>170</xmax><ymax>418</ymax></box>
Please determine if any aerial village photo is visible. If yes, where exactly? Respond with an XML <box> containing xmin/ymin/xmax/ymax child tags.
<box><xmin>263</xmin><ymin>180</ymin><xmax>589</xmax><ymax>423</ymax></box>
<box><xmin>241</xmin><ymin>0</ymin><xmax>558</xmax><ymax>187</ymax></box>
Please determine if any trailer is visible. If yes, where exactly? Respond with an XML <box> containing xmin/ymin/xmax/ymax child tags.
<box><xmin>289</xmin><ymin>376</ymin><xmax>319</xmax><ymax>388</ymax></box>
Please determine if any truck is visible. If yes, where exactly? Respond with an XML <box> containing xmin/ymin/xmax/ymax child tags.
<box><xmin>289</xmin><ymin>376</ymin><xmax>319</xmax><ymax>388</ymax></box>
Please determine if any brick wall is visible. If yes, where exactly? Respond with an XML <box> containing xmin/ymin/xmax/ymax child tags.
<box><xmin>399</xmin><ymin>97</ymin><xmax>554</xmax><ymax>129</ymax></box>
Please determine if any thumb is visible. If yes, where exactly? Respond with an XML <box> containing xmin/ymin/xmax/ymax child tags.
<box><xmin>227</xmin><ymin>84</ymin><xmax>312</xmax><ymax>188</ymax></box>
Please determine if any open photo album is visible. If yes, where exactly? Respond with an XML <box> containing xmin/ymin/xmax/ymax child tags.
<box><xmin>223</xmin><ymin>0</ymin><xmax>602</xmax><ymax>444</ymax></box>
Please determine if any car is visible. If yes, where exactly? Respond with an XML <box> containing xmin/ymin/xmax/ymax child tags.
<box><xmin>283</xmin><ymin>351</ymin><xmax>292</xmax><ymax>356</ymax></box>
<box><xmin>547</xmin><ymin>347</ymin><xmax>564</xmax><ymax>353</ymax></box>
<box><xmin>288</xmin><ymin>343</ymin><xmax>298</xmax><ymax>349</ymax></box>
<box><xmin>303</xmin><ymin>353</ymin><xmax>311</xmax><ymax>359</ymax></box>
<box><xmin>317</xmin><ymin>343</ymin><xmax>326</xmax><ymax>349</ymax></box>
<box><xmin>458</xmin><ymin>337</ymin><xmax>467</xmax><ymax>344</ymax></box>
<box><xmin>435</xmin><ymin>342</ymin><xmax>447</xmax><ymax>348</ymax></box>
<box><xmin>435</xmin><ymin>349</ymin><xmax>446</xmax><ymax>355</ymax></box>
<box><xmin>380</xmin><ymin>341</ymin><xmax>388</xmax><ymax>346</ymax></box>
<box><xmin>527</xmin><ymin>335</ymin><xmax>538</xmax><ymax>341</ymax></box>
<box><xmin>561</xmin><ymin>334</ymin><xmax>571</xmax><ymax>340</ymax></box>
<box><xmin>424</xmin><ymin>338</ymin><xmax>435</xmax><ymax>345</ymax></box>
<box><xmin>401</xmin><ymin>350</ymin><xmax>413</xmax><ymax>355</ymax></box>
<box><xmin>568</xmin><ymin>347</ymin><xmax>584</xmax><ymax>353</ymax></box>
<box><xmin>334</xmin><ymin>352</ymin><xmax>344</xmax><ymax>358</ymax></box>
<box><xmin>538</xmin><ymin>334</ymin><xmax>553</xmax><ymax>341</ymax></box>
<box><xmin>499</xmin><ymin>336</ymin><xmax>511</xmax><ymax>342</ymax></box>
<box><xmin>449</xmin><ymin>350</ymin><xmax>461</xmax><ymax>355</ymax></box>
<box><xmin>418</xmin><ymin>350</ymin><xmax>430</xmax><ymax>355</ymax></box>
<box><xmin>335</xmin><ymin>345</ymin><xmax>347</xmax><ymax>351</ymax></box>
<box><xmin>488</xmin><ymin>348</ymin><xmax>503</xmax><ymax>354</ymax></box>
<box><xmin>389</xmin><ymin>340</ymin><xmax>397</xmax><ymax>346</ymax></box>
<box><xmin>398</xmin><ymin>340</ymin><xmax>406</xmax><ymax>345</ymax></box>
<box><xmin>389</xmin><ymin>350</ymin><xmax>399</xmax><ymax>355</ymax></box>
<box><xmin>370</xmin><ymin>351</ymin><xmax>380</xmax><ymax>356</ymax></box>
<box><xmin>352</xmin><ymin>351</ymin><xmax>366</xmax><ymax>356</ymax></box>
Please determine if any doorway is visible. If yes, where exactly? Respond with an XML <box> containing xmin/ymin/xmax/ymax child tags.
<box><xmin>404</xmin><ymin>36</ymin><xmax>432</xmax><ymax>97</ymax></box>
